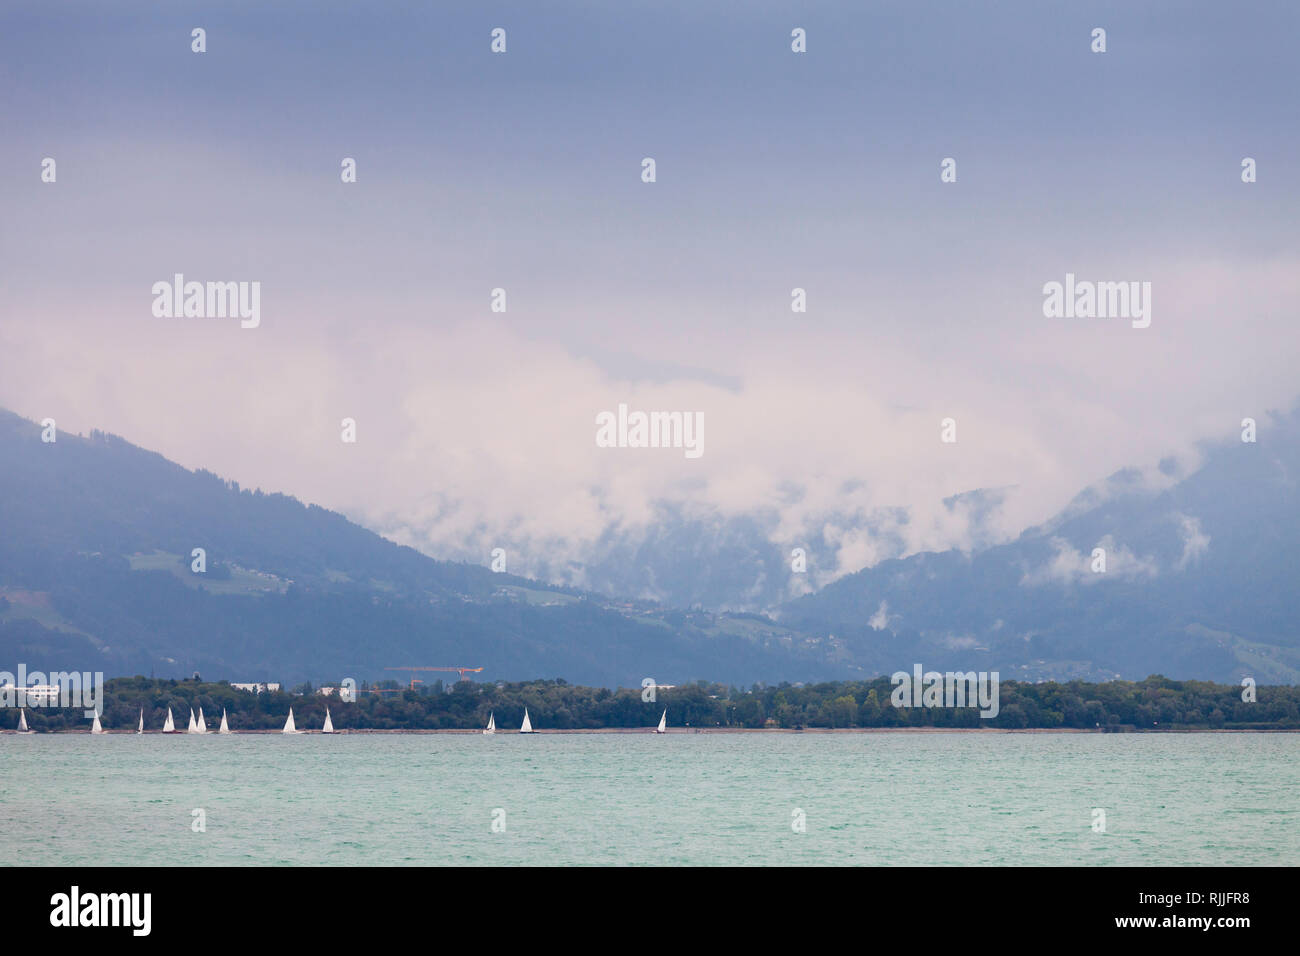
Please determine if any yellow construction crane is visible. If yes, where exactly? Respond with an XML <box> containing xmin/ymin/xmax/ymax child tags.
<box><xmin>385</xmin><ymin>666</ymin><xmax>484</xmax><ymax>690</ymax></box>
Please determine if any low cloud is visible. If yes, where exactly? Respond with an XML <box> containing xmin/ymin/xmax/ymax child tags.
<box><xmin>868</xmin><ymin>600</ymin><xmax>892</xmax><ymax>631</ymax></box>
<box><xmin>1</xmin><ymin>255</ymin><xmax>1295</xmax><ymax>604</ymax></box>
<box><xmin>1021</xmin><ymin>535</ymin><xmax>1159</xmax><ymax>587</ymax></box>
<box><xmin>1175</xmin><ymin>514</ymin><xmax>1211</xmax><ymax>570</ymax></box>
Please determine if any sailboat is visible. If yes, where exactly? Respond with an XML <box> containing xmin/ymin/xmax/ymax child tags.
<box><xmin>196</xmin><ymin>708</ymin><xmax>208</xmax><ymax>734</ymax></box>
<box><xmin>654</xmin><ymin>709</ymin><xmax>667</xmax><ymax>734</ymax></box>
<box><xmin>322</xmin><ymin>708</ymin><xmax>334</xmax><ymax>734</ymax></box>
<box><xmin>162</xmin><ymin>707</ymin><xmax>176</xmax><ymax>733</ymax></box>
<box><xmin>483</xmin><ymin>712</ymin><xmax>495</xmax><ymax>735</ymax></box>
<box><xmin>17</xmin><ymin>708</ymin><xmax>33</xmax><ymax>734</ymax></box>
<box><xmin>91</xmin><ymin>712</ymin><xmax>105</xmax><ymax>734</ymax></box>
<box><xmin>187</xmin><ymin>708</ymin><xmax>198</xmax><ymax>733</ymax></box>
<box><xmin>137</xmin><ymin>708</ymin><xmax>144</xmax><ymax>734</ymax></box>
<box><xmin>282</xmin><ymin>707</ymin><xmax>301</xmax><ymax>734</ymax></box>
<box><xmin>218</xmin><ymin>709</ymin><xmax>230</xmax><ymax>734</ymax></box>
<box><xmin>519</xmin><ymin>708</ymin><xmax>536</xmax><ymax>734</ymax></box>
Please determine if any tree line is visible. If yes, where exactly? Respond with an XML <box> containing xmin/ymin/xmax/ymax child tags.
<box><xmin>5</xmin><ymin>674</ymin><xmax>1298</xmax><ymax>731</ymax></box>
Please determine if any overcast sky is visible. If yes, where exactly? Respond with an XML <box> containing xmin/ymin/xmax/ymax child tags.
<box><xmin>2</xmin><ymin>1</ymin><xmax>1297</xmax><ymax>587</ymax></box>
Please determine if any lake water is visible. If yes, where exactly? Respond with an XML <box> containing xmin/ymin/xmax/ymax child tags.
<box><xmin>3</xmin><ymin>733</ymin><xmax>1296</xmax><ymax>865</ymax></box>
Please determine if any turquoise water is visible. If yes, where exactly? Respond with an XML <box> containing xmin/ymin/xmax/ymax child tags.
<box><xmin>2</xmin><ymin>733</ymin><xmax>1296</xmax><ymax>865</ymax></box>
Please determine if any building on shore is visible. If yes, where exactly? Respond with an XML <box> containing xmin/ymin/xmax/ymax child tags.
<box><xmin>231</xmin><ymin>682</ymin><xmax>281</xmax><ymax>694</ymax></box>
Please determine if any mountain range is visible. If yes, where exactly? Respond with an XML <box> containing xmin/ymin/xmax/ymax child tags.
<box><xmin>1</xmin><ymin>406</ymin><xmax>1296</xmax><ymax>686</ymax></box>
<box><xmin>782</xmin><ymin>407</ymin><xmax>1300</xmax><ymax>684</ymax></box>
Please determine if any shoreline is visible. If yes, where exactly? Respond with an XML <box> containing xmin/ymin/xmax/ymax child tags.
<box><xmin>12</xmin><ymin>726</ymin><xmax>1299</xmax><ymax>735</ymax></box>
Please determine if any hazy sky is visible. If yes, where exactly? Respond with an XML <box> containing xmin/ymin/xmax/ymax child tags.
<box><xmin>2</xmin><ymin>1</ymin><xmax>1297</xmax><ymax>590</ymax></box>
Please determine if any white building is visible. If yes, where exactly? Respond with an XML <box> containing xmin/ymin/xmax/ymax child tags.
<box><xmin>231</xmin><ymin>682</ymin><xmax>280</xmax><ymax>694</ymax></box>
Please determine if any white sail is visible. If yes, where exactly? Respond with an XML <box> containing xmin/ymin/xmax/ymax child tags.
<box><xmin>137</xmin><ymin>708</ymin><xmax>144</xmax><ymax>734</ymax></box>
<box><xmin>218</xmin><ymin>709</ymin><xmax>230</xmax><ymax>734</ymax></box>
<box><xmin>91</xmin><ymin>712</ymin><xmax>104</xmax><ymax>734</ymax></box>
<box><xmin>483</xmin><ymin>712</ymin><xmax>495</xmax><ymax>734</ymax></box>
<box><xmin>17</xmin><ymin>708</ymin><xmax>30</xmax><ymax>733</ymax></box>
<box><xmin>163</xmin><ymin>707</ymin><xmax>175</xmax><ymax>733</ymax></box>
<box><xmin>520</xmin><ymin>708</ymin><xmax>534</xmax><ymax>733</ymax></box>
<box><xmin>322</xmin><ymin>708</ymin><xmax>334</xmax><ymax>733</ymax></box>
<box><xmin>196</xmin><ymin>707</ymin><xmax>208</xmax><ymax>734</ymax></box>
<box><xmin>656</xmin><ymin>709</ymin><xmax>667</xmax><ymax>733</ymax></box>
<box><xmin>282</xmin><ymin>707</ymin><xmax>298</xmax><ymax>734</ymax></box>
<box><xmin>187</xmin><ymin>708</ymin><xmax>197</xmax><ymax>733</ymax></box>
